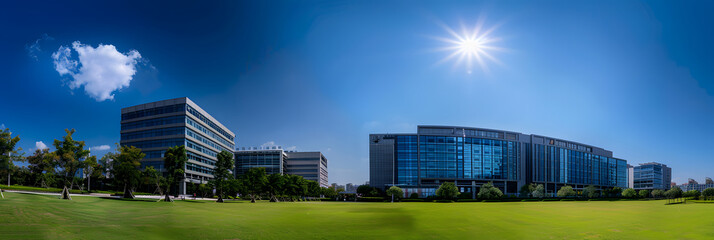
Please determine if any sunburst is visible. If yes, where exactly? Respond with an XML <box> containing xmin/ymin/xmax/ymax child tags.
<box><xmin>435</xmin><ymin>19</ymin><xmax>505</xmax><ymax>74</ymax></box>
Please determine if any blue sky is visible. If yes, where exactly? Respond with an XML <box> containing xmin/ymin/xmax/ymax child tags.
<box><xmin>1</xmin><ymin>1</ymin><xmax>713</xmax><ymax>185</ymax></box>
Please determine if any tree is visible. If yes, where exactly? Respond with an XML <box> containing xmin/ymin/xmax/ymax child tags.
<box><xmin>531</xmin><ymin>184</ymin><xmax>545</xmax><ymax>198</ymax></box>
<box><xmin>306</xmin><ymin>180</ymin><xmax>321</xmax><ymax>198</ymax></box>
<box><xmin>26</xmin><ymin>149</ymin><xmax>55</xmax><ymax>188</ymax></box>
<box><xmin>225</xmin><ymin>178</ymin><xmax>243</xmax><ymax>199</ymax></box>
<box><xmin>357</xmin><ymin>185</ymin><xmax>378</xmax><ymax>197</ymax></box>
<box><xmin>582</xmin><ymin>185</ymin><xmax>598</xmax><ymax>198</ymax></box>
<box><xmin>321</xmin><ymin>186</ymin><xmax>338</xmax><ymax>199</ymax></box>
<box><xmin>651</xmin><ymin>189</ymin><xmax>665</xmax><ymax>199</ymax></box>
<box><xmin>683</xmin><ymin>190</ymin><xmax>701</xmax><ymax>199</ymax></box>
<box><xmin>210</xmin><ymin>151</ymin><xmax>234</xmax><ymax>203</ymax></box>
<box><xmin>285</xmin><ymin>174</ymin><xmax>307</xmax><ymax>201</ymax></box>
<box><xmin>638</xmin><ymin>189</ymin><xmax>650</xmax><ymax>199</ymax></box>
<box><xmin>478</xmin><ymin>182</ymin><xmax>504</xmax><ymax>200</ymax></box>
<box><xmin>266</xmin><ymin>173</ymin><xmax>287</xmax><ymax>202</ymax></box>
<box><xmin>622</xmin><ymin>188</ymin><xmax>637</xmax><ymax>198</ymax></box>
<box><xmin>386</xmin><ymin>186</ymin><xmax>404</xmax><ymax>202</ymax></box>
<box><xmin>519</xmin><ymin>183</ymin><xmax>536</xmax><ymax>198</ymax></box>
<box><xmin>241</xmin><ymin>167</ymin><xmax>268</xmax><ymax>203</ymax></box>
<box><xmin>82</xmin><ymin>155</ymin><xmax>98</xmax><ymax>192</ymax></box>
<box><xmin>0</xmin><ymin>127</ymin><xmax>21</xmax><ymax>192</ymax></box>
<box><xmin>163</xmin><ymin>145</ymin><xmax>187</xmax><ymax>202</ymax></box>
<box><xmin>610</xmin><ymin>187</ymin><xmax>623</xmax><ymax>197</ymax></box>
<box><xmin>112</xmin><ymin>146</ymin><xmax>144</xmax><ymax>198</ymax></box>
<box><xmin>702</xmin><ymin>188</ymin><xmax>714</xmax><ymax>200</ymax></box>
<box><xmin>142</xmin><ymin>166</ymin><xmax>163</xmax><ymax>195</ymax></box>
<box><xmin>664</xmin><ymin>186</ymin><xmax>683</xmax><ymax>199</ymax></box>
<box><xmin>52</xmin><ymin>129</ymin><xmax>90</xmax><ymax>200</ymax></box>
<box><xmin>436</xmin><ymin>182</ymin><xmax>459</xmax><ymax>200</ymax></box>
<box><xmin>557</xmin><ymin>185</ymin><xmax>576</xmax><ymax>198</ymax></box>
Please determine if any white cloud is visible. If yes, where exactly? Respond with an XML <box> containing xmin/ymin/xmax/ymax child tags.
<box><xmin>261</xmin><ymin>141</ymin><xmax>277</xmax><ymax>147</ymax></box>
<box><xmin>285</xmin><ymin>146</ymin><xmax>297</xmax><ymax>151</ymax></box>
<box><xmin>52</xmin><ymin>41</ymin><xmax>142</xmax><ymax>101</ymax></box>
<box><xmin>91</xmin><ymin>145</ymin><xmax>111</xmax><ymax>151</ymax></box>
<box><xmin>26</xmin><ymin>34</ymin><xmax>53</xmax><ymax>61</ymax></box>
<box><xmin>35</xmin><ymin>141</ymin><xmax>48</xmax><ymax>150</ymax></box>
<box><xmin>0</xmin><ymin>124</ymin><xmax>5</xmax><ymax>129</ymax></box>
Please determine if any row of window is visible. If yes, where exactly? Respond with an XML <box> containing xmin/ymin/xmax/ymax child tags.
<box><xmin>122</xmin><ymin>104</ymin><xmax>186</xmax><ymax>121</ymax></box>
<box><xmin>187</xmin><ymin>162</ymin><xmax>214</xmax><ymax>175</ymax></box>
<box><xmin>122</xmin><ymin>138</ymin><xmax>184</xmax><ymax>150</ymax></box>
<box><xmin>186</xmin><ymin>128</ymin><xmax>232</xmax><ymax>154</ymax></box>
<box><xmin>531</xmin><ymin>144</ymin><xmax>627</xmax><ymax>187</ymax></box>
<box><xmin>186</xmin><ymin>140</ymin><xmax>218</xmax><ymax>158</ymax></box>
<box><xmin>121</xmin><ymin>116</ymin><xmax>185</xmax><ymax>131</ymax></box>
<box><xmin>121</xmin><ymin>127</ymin><xmax>184</xmax><ymax>140</ymax></box>
<box><xmin>186</xmin><ymin>105</ymin><xmax>234</xmax><ymax>141</ymax></box>
<box><xmin>188</xmin><ymin>151</ymin><xmax>216</xmax><ymax>166</ymax></box>
<box><xmin>186</xmin><ymin>117</ymin><xmax>234</xmax><ymax>149</ymax></box>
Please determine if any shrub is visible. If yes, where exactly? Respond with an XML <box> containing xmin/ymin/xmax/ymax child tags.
<box><xmin>458</xmin><ymin>192</ymin><xmax>472</xmax><ymax>199</ymax></box>
<box><xmin>477</xmin><ymin>182</ymin><xmax>503</xmax><ymax>200</ymax></box>
<box><xmin>638</xmin><ymin>190</ymin><xmax>650</xmax><ymax>199</ymax></box>
<box><xmin>400</xmin><ymin>198</ymin><xmax>424</xmax><ymax>202</ymax></box>
<box><xmin>651</xmin><ymin>189</ymin><xmax>665</xmax><ymax>198</ymax></box>
<box><xmin>409</xmin><ymin>193</ymin><xmax>419</xmax><ymax>199</ymax></box>
<box><xmin>358</xmin><ymin>197</ymin><xmax>385</xmax><ymax>202</ymax></box>
<box><xmin>436</xmin><ymin>182</ymin><xmax>459</xmax><ymax>200</ymax></box>
<box><xmin>556</xmin><ymin>186</ymin><xmax>576</xmax><ymax>198</ymax></box>
<box><xmin>622</xmin><ymin>188</ymin><xmax>637</xmax><ymax>198</ymax></box>
<box><xmin>434</xmin><ymin>199</ymin><xmax>454</xmax><ymax>203</ymax></box>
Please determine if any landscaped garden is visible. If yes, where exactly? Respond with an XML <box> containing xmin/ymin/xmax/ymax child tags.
<box><xmin>2</xmin><ymin>191</ymin><xmax>714</xmax><ymax>240</ymax></box>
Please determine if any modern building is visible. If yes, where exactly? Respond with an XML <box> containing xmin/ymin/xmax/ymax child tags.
<box><xmin>345</xmin><ymin>183</ymin><xmax>357</xmax><ymax>192</ymax></box>
<box><xmin>678</xmin><ymin>177</ymin><xmax>714</xmax><ymax>192</ymax></box>
<box><xmin>370</xmin><ymin>125</ymin><xmax>628</xmax><ymax>198</ymax></box>
<box><xmin>235</xmin><ymin>147</ymin><xmax>329</xmax><ymax>188</ymax></box>
<box><xmin>285</xmin><ymin>151</ymin><xmax>329</xmax><ymax>188</ymax></box>
<box><xmin>120</xmin><ymin>97</ymin><xmax>236</xmax><ymax>194</ymax></box>
<box><xmin>627</xmin><ymin>164</ymin><xmax>634</xmax><ymax>189</ymax></box>
<box><xmin>632</xmin><ymin>162</ymin><xmax>672</xmax><ymax>191</ymax></box>
<box><xmin>234</xmin><ymin>147</ymin><xmax>287</xmax><ymax>175</ymax></box>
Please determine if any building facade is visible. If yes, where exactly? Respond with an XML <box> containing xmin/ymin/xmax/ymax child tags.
<box><xmin>234</xmin><ymin>148</ymin><xmax>287</xmax><ymax>175</ymax></box>
<box><xmin>370</xmin><ymin>125</ymin><xmax>628</xmax><ymax>197</ymax></box>
<box><xmin>120</xmin><ymin>97</ymin><xmax>236</xmax><ymax>194</ymax></box>
<box><xmin>285</xmin><ymin>151</ymin><xmax>329</xmax><ymax>188</ymax></box>
<box><xmin>234</xmin><ymin>148</ymin><xmax>329</xmax><ymax>188</ymax></box>
<box><xmin>632</xmin><ymin>162</ymin><xmax>672</xmax><ymax>191</ymax></box>
<box><xmin>678</xmin><ymin>178</ymin><xmax>714</xmax><ymax>192</ymax></box>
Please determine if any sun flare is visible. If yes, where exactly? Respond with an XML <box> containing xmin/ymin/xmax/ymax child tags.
<box><xmin>435</xmin><ymin>20</ymin><xmax>505</xmax><ymax>74</ymax></box>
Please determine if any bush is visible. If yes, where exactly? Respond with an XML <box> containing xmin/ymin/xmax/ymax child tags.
<box><xmin>622</xmin><ymin>188</ymin><xmax>637</xmax><ymax>198</ymax></box>
<box><xmin>434</xmin><ymin>199</ymin><xmax>454</xmax><ymax>203</ymax></box>
<box><xmin>651</xmin><ymin>189</ymin><xmax>665</xmax><ymax>198</ymax></box>
<box><xmin>481</xmin><ymin>199</ymin><xmax>503</xmax><ymax>202</ymax></box>
<box><xmin>436</xmin><ymin>182</ymin><xmax>459</xmax><ymax>200</ymax></box>
<box><xmin>477</xmin><ymin>182</ymin><xmax>503</xmax><ymax>200</ymax></box>
<box><xmin>318</xmin><ymin>198</ymin><xmax>334</xmax><ymax>201</ymax></box>
<box><xmin>638</xmin><ymin>190</ymin><xmax>650</xmax><ymax>199</ymax></box>
<box><xmin>457</xmin><ymin>199</ymin><xmax>482</xmax><ymax>202</ymax></box>
<box><xmin>560</xmin><ymin>199</ymin><xmax>575</xmax><ymax>201</ymax></box>
<box><xmin>458</xmin><ymin>192</ymin><xmax>472</xmax><ymax>199</ymax></box>
<box><xmin>521</xmin><ymin>199</ymin><xmax>541</xmax><ymax>202</ymax></box>
<box><xmin>557</xmin><ymin>185</ymin><xmax>576</xmax><ymax>198</ymax></box>
<box><xmin>409</xmin><ymin>193</ymin><xmax>419</xmax><ymax>199</ymax></box>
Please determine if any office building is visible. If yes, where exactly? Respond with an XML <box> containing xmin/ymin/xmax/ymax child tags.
<box><xmin>234</xmin><ymin>147</ymin><xmax>287</xmax><ymax>175</ymax></box>
<box><xmin>235</xmin><ymin>147</ymin><xmax>329</xmax><ymax>188</ymax></box>
<box><xmin>121</xmin><ymin>97</ymin><xmax>236</xmax><ymax>194</ymax></box>
<box><xmin>370</xmin><ymin>125</ymin><xmax>628</xmax><ymax>197</ymax></box>
<box><xmin>632</xmin><ymin>162</ymin><xmax>672</xmax><ymax>191</ymax></box>
<box><xmin>285</xmin><ymin>151</ymin><xmax>329</xmax><ymax>188</ymax></box>
<box><xmin>678</xmin><ymin>177</ymin><xmax>714</xmax><ymax>192</ymax></box>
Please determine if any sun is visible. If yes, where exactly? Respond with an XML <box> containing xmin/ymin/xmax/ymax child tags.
<box><xmin>435</xmin><ymin>19</ymin><xmax>505</xmax><ymax>74</ymax></box>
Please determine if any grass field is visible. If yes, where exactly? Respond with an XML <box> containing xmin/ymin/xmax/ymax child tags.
<box><xmin>1</xmin><ymin>192</ymin><xmax>713</xmax><ymax>239</ymax></box>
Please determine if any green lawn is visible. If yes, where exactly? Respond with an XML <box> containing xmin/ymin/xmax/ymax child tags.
<box><xmin>1</xmin><ymin>192</ymin><xmax>712</xmax><ymax>239</ymax></box>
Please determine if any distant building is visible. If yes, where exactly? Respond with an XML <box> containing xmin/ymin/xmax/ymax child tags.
<box><xmin>330</xmin><ymin>183</ymin><xmax>345</xmax><ymax>191</ymax></box>
<box><xmin>120</xmin><ymin>97</ymin><xmax>236</xmax><ymax>194</ymax></box>
<box><xmin>235</xmin><ymin>147</ymin><xmax>329</xmax><ymax>188</ymax></box>
<box><xmin>678</xmin><ymin>178</ymin><xmax>714</xmax><ymax>192</ymax></box>
<box><xmin>370</xmin><ymin>125</ymin><xmax>628</xmax><ymax>198</ymax></box>
<box><xmin>633</xmin><ymin>162</ymin><xmax>672</xmax><ymax>191</ymax></box>
<box><xmin>345</xmin><ymin>183</ymin><xmax>357</xmax><ymax>192</ymax></box>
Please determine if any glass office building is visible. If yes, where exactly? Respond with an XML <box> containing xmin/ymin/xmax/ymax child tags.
<box><xmin>235</xmin><ymin>148</ymin><xmax>329</xmax><ymax>188</ymax></box>
<box><xmin>370</xmin><ymin>126</ymin><xmax>628</xmax><ymax>197</ymax></box>
<box><xmin>633</xmin><ymin>162</ymin><xmax>672</xmax><ymax>190</ymax></box>
<box><xmin>120</xmin><ymin>97</ymin><xmax>236</xmax><ymax>194</ymax></box>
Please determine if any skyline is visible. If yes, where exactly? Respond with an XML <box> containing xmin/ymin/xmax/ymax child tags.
<box><xmin>2</xmin><ymin>1</ymin><xmax>714</xmax><ymax>185</ymax></box>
